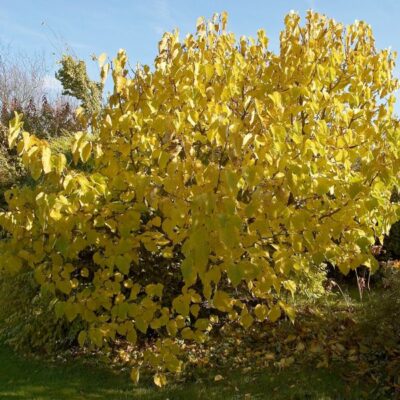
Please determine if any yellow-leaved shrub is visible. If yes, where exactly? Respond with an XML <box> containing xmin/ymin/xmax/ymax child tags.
<box><xmin>1</xmin><ymin>11</ymin><xmax>400</xmax><ymax>384</ymax></box>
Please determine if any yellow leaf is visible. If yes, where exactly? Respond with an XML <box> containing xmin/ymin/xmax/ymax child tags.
<box><xmin>166</xmin><ymin>319</ymin><xmax>178</xmax><ymax>337</ymax></box>
<box><xmin>8</xmin><ymin>112</ymin><xmax>23</xmax><ymax>148</ymax></box>
<box><xmin>154</xmin><ymin>372</ymin><xmax>167</xmax><ymax>387</ymax></box>
<box><xmin>98</xmin><ymin>52</ymin><xmax>107</xmax><ymax>68</ymax></box>
<box><xmin>145</xmin><ymin>283</ymin><xmax>164</xmax><ymax>298</ymax></box>
<box><xmin>282</xmin><ymin>280</ymin><xmax>297</xmax><ymax>298</ymax></box>
<box><xmin>221</xmin><ymin>11</ymin><xmax>228</xmax><ymax>30</ymax></box>
<box><xmin>80</xmin><ymin>141</ymin><xmax>92</xmax><ymax>163</ymax></box>
<box><xmin>130</xmin><ymin>368</ymin><xmax>140</xmax><ymax>384</ymax></box>
<box><xmin>158</xmin><ymin>151</ymin><xmax>169</xmax><ymax>170</ymax></box>
<box><xmin>64</xmin><ymin>303</ymin><xmax>78</xmax><ymax>322</ymax></box>
<box><xmin>254</xmin><ymin>304</ymin><xmax>268</xmax><ymax>321</ymax></box>
<box><xmin>127</xmin><ymin>327</ymin><xmax>137</xmax><ymax>344</ymax></box>
<box><xmin>54</xmin><ymin>154</ymin><xmax>67</xmax><ymax>174</ymax></box>
<box><xmin>213</xmin><ymin>291</ymin><xmax>233</xmax><ymax>312</ymax></box>
<box><xmin>268</xmin><ymin>304</ymin><xmax>281</xmax><ymax>322</ymax></box>
<box><xmin>268</xmin><ymin>91</ymin><xmax>282</xmax><ymax>108</ymax></box>
<box><xmin>279</xmin><ymin>301</ymin><xmax>296</xmax><ymax>323</ymax></box>
<box><xmin>41</xmin><ymin>147</ymin><xmax>52</xmax><ymax>174</ymax></box>
<box><xmin>239</xmin><ymin>312</ymin><xmax>254</xmax><ymax>328</ymax></box>
<box><xmin>205</xmin><ymin>64</ymin><xmax>214</xmax><ymax>81</ymax></box>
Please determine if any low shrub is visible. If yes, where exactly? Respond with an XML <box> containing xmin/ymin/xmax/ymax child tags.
<box><xmin>0</xmin><ymin>270</ymin><xmax>84</xmax><ymax>354</ymax></box>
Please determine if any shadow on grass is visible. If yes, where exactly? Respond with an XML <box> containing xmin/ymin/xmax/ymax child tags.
<box><xmin>0</xmin><ymin>344</ymin><xmax>371</xmax><ymax>400</ymax></box>
<box><xmin>0</xmin><ymin>346</ymin><xmax>148</xmax><ymax>400</ymax></box>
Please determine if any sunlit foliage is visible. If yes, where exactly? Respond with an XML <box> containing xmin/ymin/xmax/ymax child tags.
<box><xmin>1</xmin><ymin>11</ymin><xmax>399</xmax><ymax>385</ymax></box>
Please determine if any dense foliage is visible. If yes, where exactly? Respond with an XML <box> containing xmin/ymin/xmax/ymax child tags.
<box><xmin>0</xmin><ymin>270</ymin><xmax>83</xmax><ymax>353</ymax></box>
<box><xmin>0</xmin><ymin>96</ymin><xmax>81</xmax><ymax>204</ymax></box>
<box><xmin>0</xmin><ymin>11</ymin><xmax>399</xmax><ymax>385</ymax></box>
<box><xmin>1</xmin><ymin>96</ymin><xmax>81</xmax><ymax>140</ymax></box>
<box><xmin>56</xmin><ymin>55</ymin><xmax>104</xmax><ymax>115</ymax></box>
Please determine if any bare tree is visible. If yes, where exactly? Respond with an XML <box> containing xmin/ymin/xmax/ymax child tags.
<box><xmin>0</xmin><ymin>43</ymin><xmax>48</xmax><ymax>109</ymax></box>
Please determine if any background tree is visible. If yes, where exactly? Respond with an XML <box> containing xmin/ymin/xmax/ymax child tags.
<box><xmin>56</xmin><ymin>55</ymin><xmax>103</xmax><ymax>115</ymax></box>
<box><xmin>0</xmin><ymin>46</ymin><xmax>85</xmax><ymax>354</ymax></box>
<box><xmin>0</xmin><ymin>44</ymin><xmax>46</xmax><ymax>109</ymax></box>
<box><xmin>0</xmin><ymin>46</ymin><xmax>83</xmax><ymax>202</ymax></box>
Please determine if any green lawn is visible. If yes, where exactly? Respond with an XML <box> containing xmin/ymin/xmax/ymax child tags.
<box><xmin>0</xmin><ymin>280</ymin><xmax>391</xmax><ymax>399</ymax></box>
<box><xmin>0</xmin><ymin>345</ymin><xmax>374</xmax><ymax>400</ymax></box>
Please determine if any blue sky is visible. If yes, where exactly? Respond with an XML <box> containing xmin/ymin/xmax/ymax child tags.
<box><xmin>1</xmin><ymin>0</ymin><xmax>400</xmax><ymax>94</ymax></box>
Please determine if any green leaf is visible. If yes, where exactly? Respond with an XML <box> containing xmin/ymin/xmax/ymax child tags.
<box><xmin>227</xmin><ymin>263</ymin><xmax>243</xmax><ymax>287</ymax></box>
<box><xmin>115</xmin><ymin>255</ymin><xmax>131</xmax><ymax>274</ymax></box>
<box><xmin>78</xmin><ymin>331</ymin><xmax>87</xmax><ymax>347</ymax></box>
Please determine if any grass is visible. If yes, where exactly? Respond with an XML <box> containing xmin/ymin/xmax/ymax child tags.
<box><xmin>0</xmin><ymin>344</ymin><xmax>374</xmax><ymax>400</ymax></box>
<box><xmin>1</xmin><ymin>271</ymin><xmax>397</xmax><ymax>399</ymax></box>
